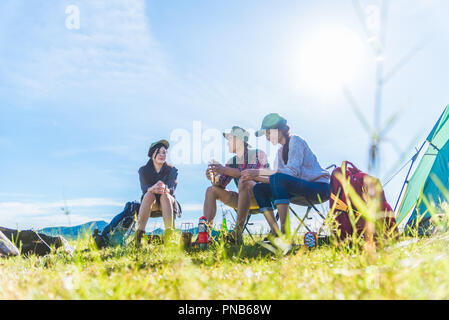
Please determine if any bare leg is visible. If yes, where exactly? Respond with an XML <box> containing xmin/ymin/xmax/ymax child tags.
<box><xmin>203</xmin><ymin>186</ymin><xmax>238</xmax><ymax>225</ymax></box>
<box><xmin>263</xmin><ymin>209</ymin><xmax>281</xmax><ymax>236</ymax></box>
<box><xmin>137</xmin><ymin>192</ymin><xmax>157</xmax><ymax>232</ymax></box>
<box><xmin>276</xmin><ymin>204</ymin><xmax>289</xmax><ymax>234</ymax></box>
<box><xmin>235</xmin><ymin>180</ymin><xmax>257</xmax><ymax>236</ymax></box>
<box><xmin>160</xmin><ymin>193</ymin><xmax>175</xmax><ymax>230</ymax></box>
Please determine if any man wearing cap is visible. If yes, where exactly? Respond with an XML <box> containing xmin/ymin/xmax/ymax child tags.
<box><xmin>204</xmin><ymin>126</ymin><xmax>269</xmax><ymax>244</ymax></box>
<box><xmin>135</xmin><ymin>139</ymin><xmax>181</xmax><ymax>247</ymax></box>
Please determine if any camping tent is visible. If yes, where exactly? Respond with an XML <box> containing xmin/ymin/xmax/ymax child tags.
<box><xmin>397</xmin><ymin>105</ymin><xmax>449</xmax><ymax>228</ymax></box>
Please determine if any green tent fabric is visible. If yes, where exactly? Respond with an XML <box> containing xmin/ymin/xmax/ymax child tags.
<box><xmin>397</xmin><ymin>106</ymin><xmax>449</xmax><ymax>224</ymax></box>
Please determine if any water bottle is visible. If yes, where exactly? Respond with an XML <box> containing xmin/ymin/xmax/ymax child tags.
<box><xmin>198</xmin><ymin>216</ymin><xmax>209</xmax><ymax>249</ymax></box>
<box><xmin>222</xmin><ymin>215</ymin><xmax>228</xmax><ymax>232</ymax></box>
<box><xmin>208</xmin><ymin>160</ymin><xmax>221</xmax><ymax>185</ymax></box>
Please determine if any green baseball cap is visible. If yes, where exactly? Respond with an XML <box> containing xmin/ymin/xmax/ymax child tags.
<box><xmin>255</xmin><ymin>113</ymin><xmax>287</xmax><ymax>137</ymax></box>
<box><xmin>148</xmin><ymin>139</ymin><xmax>170</xmax><ymax>158</ymax></box>
<box><xmin>223</xmin><ymin>126</ymin><xmax>251</xmax><ymax>147</ymax></box>
<box><xmin>150</xmin><ymin>139</ymin><xmax>170</xmax><ymax>150</ymax></box>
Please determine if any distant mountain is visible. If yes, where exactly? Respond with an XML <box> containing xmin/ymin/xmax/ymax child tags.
<box><xmin>39</xmin><ymin>222</ymin><xmax>226</xmax><ymax>240</ymax></box>
<box><xmin>39</xmin><ymin>221</ymin><xmax>108</xmax><ymax>239</ymax></box>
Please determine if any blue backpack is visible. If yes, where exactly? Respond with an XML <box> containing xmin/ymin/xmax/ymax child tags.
<box><xmin>93</xmin><ymin>201</ymin><xmax>140</xmax><ymax>248</ymax></box>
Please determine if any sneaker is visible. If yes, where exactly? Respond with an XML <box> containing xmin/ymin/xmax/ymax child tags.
<box><xmin>134</xmin><ymin>229</ymin><xmax>146</xmax><ymax>248</ymax></box>
<box><xmin>163</xmin><ymin>228</ymin><xmax>175</xmax><ymax>243</ymax></box>
<box><xmin>262</xmin><ymin>233</ymin><xmax>278</xmax><ymax>244</ymax></box>
<box><xmin>92</xmin><ymin>229</ymin><xmax>108</xmax><ymax>249</ymax></box>
<box><xmin>148</xmin><ymin>234</ymin><xmax>163</xmax><ymax>245</ymax></box>
<box><xmin>181</xmin><ymin>232</ymin><xmax>193</xmax><ymax>247</ymax></box>
<box><xmin>224</xmin><ymin>232</ymin><xmax>243</xmax><ymax>245</ymax></box>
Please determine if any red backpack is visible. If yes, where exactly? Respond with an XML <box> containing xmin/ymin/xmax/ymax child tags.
<box><xmin>329</xmin><ymin>161</ymin><xmax>397</xmax><ymax>241</ymax></box>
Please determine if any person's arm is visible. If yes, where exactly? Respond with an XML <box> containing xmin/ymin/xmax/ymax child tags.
<box><xmin>165</xmin><ymin>167</ymin><xmax>178</xmax><ymax>195</ymax></box>
<box><xmin>139</xmin><ymin>168</ymin><xmax>166</xmax><ymax>195</ymax></box>
<box><xmin>279</xmin><ymin>136</ymin><xmax>304</xmax><ymax>177</ymax></box>
<box><xmin>257</xmin><ymin>149</ymin><xmax>280</xmax><ymax>176</ymax></box>
<box><xmin>209</xmin><ymin>158</ymin><xmax>238</xmax><ymax>188</ymax></box>
<box><xmin>257</xmin><ymin>168</ymin><xmax>278</xmax><ymax>176</ymax></box>
<box><xmin>239</xmin><ymin>170</ymin><xmax>272</xmax><ymax>184</ymax></box>
<box><xmin>139</xmin><ymin>168</ymin><xmax>151</xmax><ymax>194</ymax></box>
<box><xmin>220</xmin><ymin>166</ymin><xmax>243</xmax><ymax>178</ymax></box>
<box><xmin>252</xmin><ymin>151</ymin><xmax>271</xmax><ymax>184</ymax></box>
<box><xmin>210</xmin><ymin>161</ymin><xmax>241</xmax><ymax>179</ymax></box>
<box><xmin>240</xmin><ymin>150</ymin><xmax>278</xmax><ymax>181</ymax></box>
<box><xmin>254</xmin><ymin>176</ymin><xmax>270</xmax><ymax>184</ymax></box>
<box><xmin>216</xmin><ymin>174</ymin><xmax>232</xmax><ymax>188</ymax></box>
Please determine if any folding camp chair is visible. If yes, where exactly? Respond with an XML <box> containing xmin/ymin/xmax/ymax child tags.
<box><xmin>230</xmin><ymin>204</ymin><xmax>320</xmax><ymax>240</ymax></box>
<box><xmin>236</xmin><ymin>165</ymin><xmax>335</xmax><ymax>239</ymax></box>
<box><xmin>289</xmin><ymin>195</ymin><xmax>329</xmax><ymax>235</ymax></box>
<box><xmin>227</xmin><ymin>207</ymin><xmax>261</xmax><ymax>241</ymax></box>
<box><xmin>236</xmin><ymin>198</ymin><xmax>327</xmax><ymax>239</ymax></box>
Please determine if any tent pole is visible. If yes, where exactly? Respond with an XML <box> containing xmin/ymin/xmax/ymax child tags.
<box><xmin>394</xmin><ymin>141</ymin><xmax>427</xmax><ymax>212</ymax></box>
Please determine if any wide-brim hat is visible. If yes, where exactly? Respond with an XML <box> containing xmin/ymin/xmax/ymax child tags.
<box><xmin>255</xmin><ymin>113</ymin><xmax>287</xmax><ymax>137</ymax></box>
<box><xmin>223</xmin><ymin>126</ymin><xmax>251</xmax><ymax>148</ymax></box>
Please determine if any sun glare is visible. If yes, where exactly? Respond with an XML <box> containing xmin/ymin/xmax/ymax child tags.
<box><xmin>294</xmin><ymin>27</ymin><xmax>366</xmax><ymax>96</ymax></box>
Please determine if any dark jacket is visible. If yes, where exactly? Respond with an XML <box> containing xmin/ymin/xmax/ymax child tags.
<box><xmin>138</xmin><ymin>161</ymin><xmax>178</xmax><ymax>196</ymax></box>
<box><xmin>138</xmin><ymin>161</ymin><xmax>182</xmax><ymax>217</ymax></box>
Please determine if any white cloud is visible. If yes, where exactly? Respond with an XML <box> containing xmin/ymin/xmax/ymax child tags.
<box><xmin>180</xmin><ymin>203</ymin><xmax>203</xmax><ymax>212</ymax></box>
<box><xmin>0</xmin><ymin>192</ymin><xmax>46</xmax><ymax>198</ymax></box>
<box><xmin>392</xmin><ymin>0</ymin><xmax>445</xmax><ymax>17</ymax></box>
<box><xmin>50</xmin><ymin>145</ymin><xmax>132</xmax><ymax>158</ymax></box>
<box><xmin>2</xmin><ymin>0</ymin><xmax>169</xmax><ymax>101</ymax></box>
<box><xmin>0</xmin><ymin>198</ymin><xmax>123</xmax><ymax>229</ymax></box>
<box><xmin>0</xmin><ymin>199</ymin><xmax>204</xmax><ymax>229</ymax></box>
<box><xmin>0</xmin><ymin>198</ymin><xmax>123</xmax><ymax>213</ymax></box>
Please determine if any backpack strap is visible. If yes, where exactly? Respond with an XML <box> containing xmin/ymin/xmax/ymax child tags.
<box><xmin>330</xmin><ymin>193</ymin><xmax>349</xmax><ymax>212</ymax></box>
<box><xmin>341</xmin><ymin>161</ymin><xmax>361</xmax><ymax>176</ymax></box>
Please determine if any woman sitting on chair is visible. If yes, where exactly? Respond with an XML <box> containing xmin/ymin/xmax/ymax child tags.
<box><xmin>240</xmin><ymin>113</ymin><xmax>330</xmax><ymax>236</ymax></box>
<box><xmin>135</xmin><ymin>139</ymin><xmax>180</xmax><ymax>247</ymax></box>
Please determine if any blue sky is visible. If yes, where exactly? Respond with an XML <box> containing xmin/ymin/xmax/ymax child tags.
<box><xmin>1</xmin><ymin>0</ymin><xmax>449</xmax><ymax>230</ymax></box>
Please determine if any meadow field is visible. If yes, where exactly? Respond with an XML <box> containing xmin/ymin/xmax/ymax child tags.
<box><xmin>2</xmin><ymin>230</ymin><xmax>449</xmax><ymax>300</ymax></box>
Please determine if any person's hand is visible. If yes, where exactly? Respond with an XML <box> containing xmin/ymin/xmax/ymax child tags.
<box><xmin>209</xmin><ymin>162</ymin><xmax>226</xmax><ymax>175</ymax></box>
<box><xmin>148</xmin><ymin>181</ymin><xmax>166</xmax><ymax>194</ymax></box>
<box><xmin>205</xmin><ymin>167</ymin><xmax>214</xmax><ymax>182</ymax></box>
<box><xmin>239</xmin><ymin>175</ymin><xmax>251</xmax><ymax>184</ymax></box>
<box><xmin>241</xmin><ymin>169</ymin><xmax>260</xmax><ymax>181</ymax></box>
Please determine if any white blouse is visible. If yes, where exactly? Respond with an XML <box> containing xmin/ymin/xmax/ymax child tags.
<box><xmin>274</xmin><ymin>135</ymin><xmax>330</xmax><ymax>184</ymax></box>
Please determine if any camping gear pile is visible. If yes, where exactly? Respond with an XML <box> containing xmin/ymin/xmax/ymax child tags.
<box><xmin>0</xmin><ymin>227</ymin><xmax>72</xmax><ymax>257</ymax></box>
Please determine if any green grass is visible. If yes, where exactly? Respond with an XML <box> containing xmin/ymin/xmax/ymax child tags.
<box><xmin>2</xmin><ymin>230</ymin><xmax>449</xmax><ymax>300</ymax></box>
